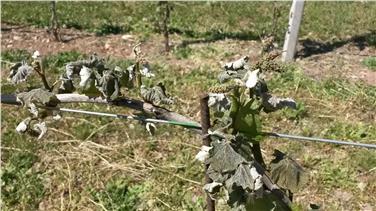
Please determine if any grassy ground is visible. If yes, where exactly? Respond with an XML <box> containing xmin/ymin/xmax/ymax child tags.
<box><xmin>1</xmin><ymin>2</ymin><xmax>376</xmax><ymax>211</ymax></box>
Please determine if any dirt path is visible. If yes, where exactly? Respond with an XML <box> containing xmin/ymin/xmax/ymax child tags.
<box><xmin>1</xmin><ymin>24</ymin><xmax>375</xmax><ymax>85</ymax></box>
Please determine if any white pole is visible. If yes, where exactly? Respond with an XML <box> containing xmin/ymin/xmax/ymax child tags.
<box><xmin>282</xmin><ymin>0</ymin><xmax>305</xmax><ymax>62</ymax></box>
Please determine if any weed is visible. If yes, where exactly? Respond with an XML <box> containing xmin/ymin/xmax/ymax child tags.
<box><xmin>362</xmin><ymin>57</ymin><xmax>376</xmax><ymax>70</ymax></box>
<box><xmin>1</xmin><ymin>152</ymin><xmax>44</xmax><ymax>210</ymax></box>
<box><xmin>0</xmin><ymin>49</ymin><xmax>31</xmax><ymax>62</ymax></box>
<box><xmin>174</xmin><ymin>46</ymin><xmax>193</xmax><ymax>60</ymax></box>
<box><xmin>91</xmin><ymin>179</ymin><xmax>146</xmax><ymax>210</ymax></box>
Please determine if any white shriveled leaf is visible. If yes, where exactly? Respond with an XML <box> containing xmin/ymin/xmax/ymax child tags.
<box><xmin>146</xmin><ymin>122</ymin><xmax>157</xmax><ymax>136</ymax></box>
<box><xmin>8</xmin><ymin>61</ymin><xmax>33</xmax><ymax>84</ymax></box>
<box><xmin>33</xmin><ymin>122</ymin><xmax>47</xmax><ymax>139</ymax></box>
<box><xmin>126</xmin><ymin>65</ymin><xmax>136</xmax><ymax>80</ymax></box>
<box><xmin>195</xmin><ymin>145</ymin><xmax>213</xmax><ymax>163</ymax></box>
<box><xmin>203</xmin><ymin>182</ymin><xmax>222</xmax><ymax>194</ymax></box>
<box><xmin>79</xmin><ymin>66</ymin><xmax>93</xmax><ymax>87</ymax></box>
<box><xmin>245</xmin><ymin>69</ymin><xmax>260</xmax><ymax>89</ymax></box>
<box><xmin>224</xmin><ymin>56</ymin><xmax>249</xmax><ymax>71</ymax></box>
<box><xmin>250</xmin><ymin>166</ymin><xmax>263</xmax><ymax>190</ymax></box>
<box><xmin>16</xmin><ymin>118</ymin><xmax>32</xmax><ymax>133</ymax></box>
<box><xmin>208</xmin><ymin>93</ymin><xmax>231</xmax><ymax>112</ymax></box>
<box><xmin>32</xmin><ymin>50</ymin><xmax>41</xmax><ymax>59</ymax></box>
<box><xmin>53</xmin><ymin>114</ymin><xmax>62</xmax><ymax>121</ymax></box>
<box><xmin>262</xmin><ymin>94</ymin><xmax>297</xmax><ymax>113</ymax></box>
<box><xmin>78</xmin><ymin>66</ymin><xmax>101</xmax><ymax>98</ymax></box>
<box><xmin>140</xmin><ymin>63</ymin><xmax>155</xmax><ymax>78</ymax></box>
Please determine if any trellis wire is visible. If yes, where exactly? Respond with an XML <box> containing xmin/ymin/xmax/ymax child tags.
<box><xmin>51</xmin><ymin>107</ymin><xmax>376</xmax><ymax>149</ymax></box>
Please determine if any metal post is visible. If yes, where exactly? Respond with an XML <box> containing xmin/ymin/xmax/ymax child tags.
<box><xmin>200</xmin><ymin>94</ymin><xmax>215</xmax><ymax>211</ymax></box>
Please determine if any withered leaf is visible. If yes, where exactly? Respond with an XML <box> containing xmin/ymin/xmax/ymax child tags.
<box><xmin>261</xmin><ymin>93</ymin><xmax>296</xmax><ymax>113</ymax></box>
<box><xmin>17</xmin><ymin>88</ymin><xmax>60</xmax><ymax>108</ymax></box>
<box><xmin>8</xmin><ymin>61</ymin><xmax>33</xmax><ymax>84</ymax></box>
<box><xmin>140</xmin><ymin>83</ymin><xmax>173</xmax><ymax>106</ymax></box>
<box><xmin>270</xmin><ymin>150</ymin><xmax>308</xmax><ymax>192</ymax></box>
<box><xmin>225</xmin><ymin>164</ymin><xmax>254</xmax><ymax>192</ymax></box>
<box><xmin>206</xmin><ymin>142</ymin><xmax>246</xmax><ymax>173</ymax></box>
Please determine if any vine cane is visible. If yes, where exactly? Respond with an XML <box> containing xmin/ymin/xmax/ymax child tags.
<box><xmin>200</xmin><ymin>94</ymin><xmax>215</xmax><ymax>211</ymax></box>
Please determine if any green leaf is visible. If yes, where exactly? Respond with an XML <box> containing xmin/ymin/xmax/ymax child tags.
<box><xmin>270</xmin><ymin>150</ymin><xmax>308</xmax><ymax>192</ymax></box>
<box><xmin>231</xmin><ymin>89</ymin><xmax>262</xmax><ymax>140</ymax></box>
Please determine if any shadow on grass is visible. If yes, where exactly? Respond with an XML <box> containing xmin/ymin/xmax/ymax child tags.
<box><xmin>174</xmin><ymin>28</ymin><xmax>260</xmax><ymax>48</ymax></box>
<box><xmin>297</xmin><ymin>31</ymin><xmax>376</xmax><ymax>58</ymax></box>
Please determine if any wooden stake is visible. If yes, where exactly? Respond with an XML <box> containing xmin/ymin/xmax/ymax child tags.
<box><xmin>200</xmin><ymin>94</ymin><xmax>215</xmax><ymax>211</ymax></box>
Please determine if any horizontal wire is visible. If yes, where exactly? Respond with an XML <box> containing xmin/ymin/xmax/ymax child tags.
<box><xmin>35</xmin><ymin>106</ymin><xmax>376</xmax><ymax>149</ymax></box>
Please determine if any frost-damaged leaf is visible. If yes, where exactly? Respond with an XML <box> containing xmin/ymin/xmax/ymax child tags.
<box><xmin>33</xmin><ymin>122</ymin><xmax>47</xmax><ymax>139</ymax></box>
<box><xmin>208</xmin><ymin>93</ymin><xmax>231</xmax><ymax>113</ymax></box>
<box><xmin>270</xmin><ymin>150</ymin><xmax>307</xmax><ymax>192</ymax></box>
<box><xmin>140</xmin><ymin>83</ymin><xmax>173</xmax><ymax>106</ymax></box>
<box><xmin>207</xmin><ymin>164</ymin><xmax>231</xmax><ymax>183</ymax></box>
<box><xmin>244</xmin><ymin>69</ymin><xmax>260</xmax><ymax>89</ymax></box>
<box><xmin>58</xmin><ymin>73</ymin><xmax>75</xmax><ymax>93</ymax></box>
<box><xmin>195</xmin><ymin>145</ymin><xmax>212</xmax><ymax>163</ymax></box>
<box><xmin>226</xmin><ymin>164</ymin><xmax>254</xmax><ymax>192</ymax></box>
<box><xmin>207</xmin><ymin>143</ymin><xmax>246</xmax><ymax>173</ymax></box>
<box><xmin>140</xmin><ymin>63</ymin><xmax>155</xmax><ymax>78</ymax></box>
<box><xmin>224</xmin><ymin>56</ymin><xmax>250</xmax><ymax>71</ymax></box>
<box><xmin>98</xmin><ymin>70</ymin><xmax>120</xmax><ymax>101</ymax></box>
<box><xmin>262</xmin><ymin>93</ymin><xmax>296</xmax><ymax>113</ymax></box>
<box><xmin>115</xmin><ymin>66</ymin><xmax>133</xmax><ymax>89</ymax></box>
<box><xmin>79</xmin><ymin>66</ymin><xmax>93</xmax><ymax>87</ymax></box>
<box><xmin>65</xmin><ymin>53</ymin><xmax>104</xmax><ymax>79</ymax></box>
<box><xmin>16</xmin><ymin>117</ymin><xmax>32</xmax><ymax>133</ymax></box>
<box><xmin>203</xmin><ymin>182</ymin><xmax>222</xmax><ymax>195</ymax></box>
<box><xmin>32</xmin><ymin>50</ymin><xmax>41</xmax><ymax>59</ymax></box>
<box><xmin>78</xmin><ymin>67</ymin><xmax>101</xmax><ymax>98</ymax></box>
<box><xmin>7</xmin><ymin>61</ymin><xmax>33</xmax><ymax>84</ymax></box>
<box><xmin>250</xmin><ymin>166</ymin><xmax>264</xmax><ymax>198</ymax></box>
<box><xmin>17</xmin><ymin>88</ymin><xmax>60</xmax><ymax>108</ymax></box>
<box><xmin>146</xmin><ymin>122</ymin><xmax>156</xmax><ymax>136</ymax></box>
<box><xmin>126</xmin><ymin>64</ymin><xmax>136</xmax><ymax>81</ymax></box>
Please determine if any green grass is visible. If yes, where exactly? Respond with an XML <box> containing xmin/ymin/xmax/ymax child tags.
<box><xmin>1</xmin><ymin>151</ymin><xmax>45</xmax><ymax>210</ymax></box>
<box><xmin>90</xmin><ymin>178</ymin><xmax>147</xmax><ymax>210</ymax></box>
<box><xmin>362</xmin><ymin>57</ymin><xmax>376</xmax><ymax>70</ymax></box>
<box><xmin>2</xmin><ymin>2</ymin><xmax>376</xmax><ymax>42</ymax></box>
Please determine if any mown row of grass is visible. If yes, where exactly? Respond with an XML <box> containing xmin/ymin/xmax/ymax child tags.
<box><xmin>2</xmin><ymin>1</ymin><xmax>376</xmax><ymax>44</ymax></box>
<box><xmin>1</xmin><ymin>47</ymin><xmax>375</xmax><ymax>210</ymax></box>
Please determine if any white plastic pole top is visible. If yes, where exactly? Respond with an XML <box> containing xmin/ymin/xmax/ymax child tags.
<box><xmin>282</xmin><ymin>0</ymin><xmax>305</xmax><ymax>62</ymax></box>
